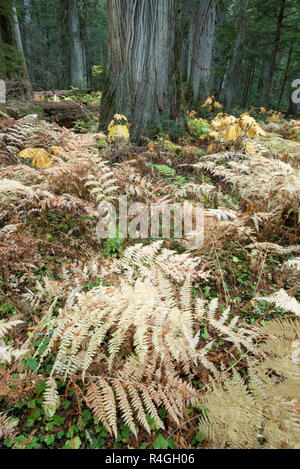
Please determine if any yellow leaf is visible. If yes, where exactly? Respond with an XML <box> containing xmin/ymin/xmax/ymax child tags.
<box><xmin>223</xmin><ymin>115</ymin><xmax>237</xmax><ymax>128</ymax></box>
<box><xmin>202</xmin><ymin>96</ymin><xmax>213</xmax><ymax>108</ymax></box>
<box><xmin>225</xmin><ymin>123</ymin><xmax>242</xmax><ymax>142</ymax></box>
<box><xmin>247</xmin><ymin>123</ymin><xmax>266</xmax><ymax>138</ymax></box>
<box><xmin>268</xmin><ymin>114</ymin><xmax>281</xmax><ymax>123</ymax></box>
<box><xmin>18</xmin><ymin>148</ymin><xmax>36</xmax><ymax>159</ymax></box>
<box><xmin>50</xmin><ymin>146</ymin><xmax>67</xmax><ymax>157</ymax></box>
<box><xmin>31</xmin><ymin>149</ymin><xmax>53</xmax><ymax>169</ymax></box>
<box><xmin>113</xmin><ymin>114</ymin><xmax>128</xmax><ymax>122</ymax></box>
<box><xmin>147</xmin><ymin>141</ymin><xmax>155</xmax><ymax>151</ymax></box>
<box><xmin>108</xmin><ymin>114</ymin><xmax>130</xmax><ymax>143</ymax></box>
<box><xmin>259</xmin><ymin>107</ymin><xmax>266</xmax><ymax>114</ymax></box>
<box><xmin>213</xmin><ymin>101</ymin><xmax>223</xmax><ymax>109</ymax></box>
<box><xmin>189</xmin><ymin>110</ymin><xmax>197</xmax><ymax>119</ymax></box>
<box><xmin>240</xmin><ymin>114</ymin><xmax>256</xmax><ymax>129</ymax></box>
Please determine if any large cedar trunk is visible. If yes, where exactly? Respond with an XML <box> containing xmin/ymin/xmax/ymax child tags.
<box><xmin>100</xmin><ymin>0</ymin><xmax>185</xmax><ymax>139</ymax></box>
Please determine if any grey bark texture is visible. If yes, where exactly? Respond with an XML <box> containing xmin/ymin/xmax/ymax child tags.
<box><xmin>225</xmin><ymin>0</ymin><xmax>249</xmax><ymax>110</ymax></box>
<box><xmin>211</xmin><ymin>2</ymin><xmax>228</xmax><ymax>97</ymax></box>
<box><xmin>23</xmin><ymin>0</ymin><xmax>34</xmax><ymax>84</ymax></box>
<box><xmin>185</xmin><ymin>0</ymin><xmax>217</xmax><ymax>108</ymax></box>
<box><xmin>100</xmin><ymin>0</ymin><xmax>186</xmax><ymax>139</ymax></box>
<box><xmin>68</xmin><ymin>0</ymin><xmax>85</xmax><ymax>87</ymax></box>
<box><xmin>0</xmin><ymin>5</ymin><xmax>32</xmax><ymax>99</ymax></box>
<box><xmin>263</xmin><ymin>0</ymin><xmax>286</xmax><ymax>109</ymax></box>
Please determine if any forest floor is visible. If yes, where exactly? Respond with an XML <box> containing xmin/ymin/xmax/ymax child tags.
<box><xmin>0</xmin><ymin>100</ymin><xmax>299</xmax><ymax>449</ymax></box>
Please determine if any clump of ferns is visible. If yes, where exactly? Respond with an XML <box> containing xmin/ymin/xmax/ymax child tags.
<box><xmin>21</xmin><ymin>244</ymin><xmax>260</xmax><ymax>438</ymax></box>
<box><xmin>84</xmin><ymin>158</ymin><xmax>119</xmax><ymax>204</ymax></box>
<box><xmin>197</xmin><ymin>314</ymin><xmax>300</xmax><ymax>449</ymax></box>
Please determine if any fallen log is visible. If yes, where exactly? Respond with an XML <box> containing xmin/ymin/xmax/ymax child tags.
<box><xmin>39</xmin><ymin>102</ymin><xmax>99</xmax><ymax>128</ymax></box>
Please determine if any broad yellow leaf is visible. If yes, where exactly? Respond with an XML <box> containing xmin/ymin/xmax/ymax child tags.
<box><xmin>18</xmin><ymin>148</ymin><xmax>36</xmax><ymax>159</ymax></box>
<box><xmin>241</xmin><ymin>115</ymin><xmax>256</xmax><ymax>128</ymax></box>
<box><xmin>225</xmin><ymin>123</ymin><xmax>242</xmax><ymax>142</ymax></box>
<box><xmin>31</xmin><ymin>149</ymin><xmax>53</xmax><ymax>169</ymax></box>
<box><xmin>223</xmin><ymin>115</ymin><xmax>237</xmax><ymax>128</ymax></box>
<box><xmin>108</xmin><ymin>114</ymin><xmax>130</xmax><ymax>143</ymax></box>
<box><xmin>248</xmin><ymin>124</ymin><xmax>266</xmax><ymax>138</ymax></box>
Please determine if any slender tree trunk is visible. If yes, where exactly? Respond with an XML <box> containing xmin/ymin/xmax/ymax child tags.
<box><xmin>23</xmin><ymin>0</ymin><xmax>34</xmax><ymax>84</ymax></box>
<box><xmin>241</xmin><ymin>61</ymin><xmax>253</xmax><ymax>108</ymax></box>
<box><xmin>288</xmin><ymin>70</ymin><xmax>300</xmax><ymax>116</ymax></box>
<box><xmin>68</xmin><ymin>0</ymin><xmax>85</xmax><ymax>87</ymax></box>
<box><xmin>277</xmin><ymin>44</ymin><xmax>293</xmax><ymax>111</ymax></box>
<box><xmin>186</xmin><ymin>0</ymin><xmax>217</xmax><ymax>108</ymax></box>
<box><xmin>211</xmin><ymin>1</ymin><xmax>227</xmax><ymax>96</ymax></box>
<box><xmin>263</xmin><ymin>0</ymin><xmax>286</xmax><ymax>109</ymax></box>
<box><xmin>100</xmin><ymin>0</ymin><xmax>186</xmax><ymax>139</ymax></box>
<box><xmin>225</xmin><ymin>0</ymin><xmax>249</xmax><ymax>110</ymax></box>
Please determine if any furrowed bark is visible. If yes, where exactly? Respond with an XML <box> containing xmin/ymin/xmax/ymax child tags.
<box><xmin>100</xmin><ymin>0</ymin><xmax>186</xmax><ymax>140</ymax></box>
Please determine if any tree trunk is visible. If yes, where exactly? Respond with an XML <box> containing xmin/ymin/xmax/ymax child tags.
<box><xmin>211</xmin><ymin>2</ymin><xmax>228</xmax><ymax>97</ymax></box>
<box><xmin>288</xmin><ymin>70</ymin><xmax>300</xmax><ymax>116</ymax></box>
<box><xmin>263</xmin><ymin>0</ymin><xmax>286</xmax><ymax>109</ymax></box>
<box><xmin>68</xmin><ymin>0</ymin><xmax>85</xmax><ymax>87</ymax></box>
<box><xmin>277</xmin><ymin>44</ymin><xmax>293</xmax><ymax>111</ymax></box>
<box><xmin>225</xmin><ymin>0</ymin><xmax>249</xmax><ymax>110</ymax></box>
<box><xmin>258</xmin><ymin>59</ymin><xmax>268</xmax><ymax>105</ymax></box>
<box><xmin>179</xmin><ymin>0</ymin><xmax>193</xmax><ymax>84</ymax></box>
<box><xmin>100</xmin><ymin>0</ymin><xmax>186</xmax><ymax>139</ymax></box>
<box><xmin>241</xmin><ymin>61</ymin><xmax>254</xmax><ymax>108</ymax></box>
<box><xmin>0</xmin><ymin>4</ymin><xmax>32</xmax><ymax>99</ymax></box>
<box><xmin>23</xmin><ymin>0</ymin><xmax>34</xmax><ymax>84</ymax></box>
<box><xmin>185</xmin><ymin>0</ymin><xmax>217</xmax><ymax>108</ymax></box>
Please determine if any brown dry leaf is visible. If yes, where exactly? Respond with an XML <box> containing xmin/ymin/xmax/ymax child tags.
<box><xmin>0</xmin><ymin>385</ymin><xmax>10</xmax><ymax>395</ymax></box>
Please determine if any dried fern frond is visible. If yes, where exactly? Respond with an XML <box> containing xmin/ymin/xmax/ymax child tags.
<box><xmin>102</xmin><ymin>241</ymin><xmax>209</xmax><ymax>283</ymax></box>
<box><xmin>198</xmin><ymin>317</ymin><xmax>300</xmax><ymax>449</ymax></box>
<box><xmin>0</xmin><ymin>179</ymin><xmax>35</xmax><ymax>197</ymax></box>
<box><xmin>43</xmin><ymin>378</ymin><xmax>61</xmax><ymax>418</ymax></box>
<box><xmin>257</xmin><ymin>289</ymin><xmax>300</xmax><ymax>317</ymax></box>
<box><xmin>191</xmin><ymin>153</ymin><xmax>300</xmax><ymax>224</ymax></box>
<box><xmin>23</xmin><ymin>247</ymin><xmax>262</xmax><ymax>437</ymax></box>
<box><xmin>0</xmin><ymin>319</ymin><xmax>27</xmax><ymax>364</ymax></box>
<box><xmin>85</xmin><ymin>159</ymin><xmax>119</xmax><ymax>203</ymax></box>
<box><xmin>0</xmin><ymin>413</ymin><xmax>18</xmax><ymax>441</ymax></box>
